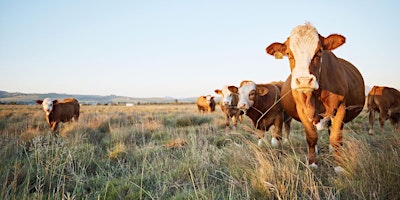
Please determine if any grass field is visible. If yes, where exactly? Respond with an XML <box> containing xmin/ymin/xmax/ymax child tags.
<box><xmin>0</xmin><ymin>104</ymin><xmax>399</xmax><ymax>199</ymax></box>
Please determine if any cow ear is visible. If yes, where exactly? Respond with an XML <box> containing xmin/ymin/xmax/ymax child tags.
<box><xmin>36</xmin><ymin>100</ymin><xmax>43</xmax><ymax>105</ymax></box>
<box><xmin>53</xmin><ymin>100</ymin><xmax>58</xmax><ymax>104</ymax></box>
<box><xmin>214</xmin><ymin>89</ymin><xmax>222</xmax><ymax>95</ymax></box>
<box><xmin>228</xmin><ymin>86</ymin><xmax>238</xmax><ymax>93</ymax></box>
<box><xmin>320</xmin><ymin>34</ymin><xmax>346</xmax><ymax>50</ymax></box>
<box><xmin>266</xmin><ymin>42</ymin><xmax>287</xmax><ymax>59</ymax></box>
<box><xmin>257</xmin><ymin>86</ymin><xmax>269</xmax><ymax>96</ymax></box>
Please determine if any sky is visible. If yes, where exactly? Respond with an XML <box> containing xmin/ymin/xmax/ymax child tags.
<box><xmin>1</xmin><ymin>1</ymin><xmax>399</xmax><ymax>98</ymax></box>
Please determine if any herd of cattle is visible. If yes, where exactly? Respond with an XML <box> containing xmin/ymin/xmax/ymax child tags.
<box><xmin>36</xmin><ymin>23</ymin><xmax>399</xmax><ymax>174</ymax></box>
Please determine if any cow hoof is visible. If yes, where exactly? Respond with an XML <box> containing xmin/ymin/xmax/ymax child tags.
<box><xmin>258</xmin><ymin>139</ymin><xmax>263</xmax><ymax>146</ymax></box>
<box><xmin>329</xmin><ymin>145</ymin><xmax>334</xmax><ymax>153</ymax></box>
<box><xmin>283</xmin><ymin>138</ymin><xmax>289</xmax><ymax>144</ymax></box>
<box><xmin>368</xmin><ymin>129</ymin><xmax>374</xmax><ymax>135</ymax></box>
<box><xmin>271</xmin><ymin>137</ymin><xmax>279</xmax><ymax>148</ymax></box>
<box><xmin>334</xmin><ymin>166</ymin><xmax>346</xmax><ymax>174</ymax></box>
<box><xmin>309</xmin><ymin>163</ymin><xmax>318</xmax><ymax>169</ymax></box>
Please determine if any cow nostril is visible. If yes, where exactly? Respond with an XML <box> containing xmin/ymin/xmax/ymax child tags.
<box><xmin>296</xmin><ymin>78</ymin><xmax>301</xmax><ymax>85</ymax></box>
<box><xmin>308</xmin><ymin>78</ymin><xmax>313</xmax><ymax>85</ymax></box>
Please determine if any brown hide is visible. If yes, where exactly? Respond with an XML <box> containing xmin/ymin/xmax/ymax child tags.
<box><xmin>38</xmin><ymin>98</ymin><xmax>80</xmax><ymax>132</ymax></box>
<box><xmin>196</xmin><ymin>96</ymin><xmax>215</xmax><ymax>113</ymax></box>
<box><xmin>368</xmin><ymin>86</ymin><xmax>400</xmax><ymax>133</ymax></box>
<box><xmin>245</xmin><ymin>82</ymin><xmax>292</xmax><ymax>141</ymax></box>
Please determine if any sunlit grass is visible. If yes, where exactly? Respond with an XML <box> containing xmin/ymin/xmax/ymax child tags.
<box><xmin>0</xmin><ymin>104</ymin><xmax>399</xmax><ymax>199</ymax></box>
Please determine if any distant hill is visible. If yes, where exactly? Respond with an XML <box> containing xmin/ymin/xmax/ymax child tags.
<box><xmin>0</xmin><ymin>91</ymin><xmax>197</xmax><ymax>105</ymax></box>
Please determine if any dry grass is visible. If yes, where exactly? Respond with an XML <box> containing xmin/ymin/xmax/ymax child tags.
<box><xmin>0</xmin><ymin>104</ymin><xmax>399</xmax><ymax>199</ymax></box>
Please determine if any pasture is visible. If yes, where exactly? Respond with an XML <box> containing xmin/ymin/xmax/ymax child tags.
<box><xmin>0</xmin><ymin>104</ymin><xmax>399</xmax><ymax>199</ymax></box>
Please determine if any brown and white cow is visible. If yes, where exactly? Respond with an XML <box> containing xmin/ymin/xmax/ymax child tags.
<box><xmin>36</xmin><ymin>98</ymin><xmax>80</xmax><ymax>132</ymax></box>
<box><xmin>215</xmin><ymin>86</ymin><xmax>244</xmax><ymax>130</ymax></box>
<box><xmin>367</xmin><ymin>86</ymin><xmax>400</xmax><ymax>134</ymax></box>
<box><xmin>266</xmin><ymin>23</ymin><xmax>365</xmax><ymax>173</ymax></box>
<box><xmin>237</xmin><ymin>80</ymin><xmax>292</xmax><ymax>147</ymax></box>
<box><xmin>196</xmin><ymin>95</ymin><xmax>216</xmax><ymax>113</ymax></box>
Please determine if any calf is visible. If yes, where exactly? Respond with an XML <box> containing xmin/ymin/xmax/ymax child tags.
<box><xmin>367</xmin><ymin>86</ymin><xmax>400</xmax><ymax>134</ymax></box>
<box><xmin>36</xmin><ymin>98</ymin><xmax>80</xmax><ymax>132</ymax></box>
<box><xmin>215</xmin><ymin>86</ymin><xmax>243</xmax><ymax>130</ymax></box>
<box><xmin>196</xmin><ymin>95</ymin><xmax>216</xmax><ymax>113</ymax></box>
<box><xmin>237</xmin><ymin>80</ymin><xmax>292</xmax><ymax>147</ymax></box>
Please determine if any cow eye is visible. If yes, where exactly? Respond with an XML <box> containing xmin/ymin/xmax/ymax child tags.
<box><xmin>249</xmin><ymin>91</ymin><xmax>256</xmax><ymax>99</ymax></box>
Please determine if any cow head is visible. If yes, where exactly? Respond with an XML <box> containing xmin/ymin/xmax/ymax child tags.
<box><xmin>266</xmin><ymin>22</ymin><xmax>345</xmax><ymax>123</ymax></box>
<box><xmin>237</xmin><ymin>81</ymin><xmax>256</xmax><ymax>110</ymax></box>
<box><xmin>237</xmin><ymin>80</ymin><xmax>270</xmax><ymax>112</ymax></box>
<box><xmin>215</xmin><ymin>86</ymin><xmax>239</xmax><ymax>107</ymax></box>
<box><xmin>266</xmin><ymin>22</ymin><xmax>345</xmax><ymax>92</ymax></box>
<box><xmin>36</xmin><ymin>98</ymin><xmax>55</xmax><ymax>115</ymax></box>
<box><xmin>205</xmin><ymin>95</ymin><xmax>214</xmax><ymax>105</ymax></box>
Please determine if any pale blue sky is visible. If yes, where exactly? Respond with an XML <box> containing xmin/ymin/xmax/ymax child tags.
<box><xmin>1</xmin><ymin>1</ymin><xmax>399</xmax><ymax>98</ymax></box>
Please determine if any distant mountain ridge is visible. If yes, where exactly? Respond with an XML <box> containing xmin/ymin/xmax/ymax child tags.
<box><xmin>0</xmin><ymin>91</ymin><xmax>197</xmax><ymax>105</ymax></box>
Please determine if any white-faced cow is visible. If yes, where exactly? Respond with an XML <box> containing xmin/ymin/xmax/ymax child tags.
<box><xmin>237</xmin><ymin>80</ymin><xmax>292</xmax><ymax>147</ymax></box>
<box><xmin>196</xmin><ymin>95</ymin><xmax>216</xmax><ymax>113</ymax></box>
<box><xmin>367</xmin><ymin>86</ymin><xmax>400</xmax><ymax>134</ymax></box>
<box><xmin>215</xmin><ymin>86</ymin><xmax>244</xmax><ymax>130</ymax></box>
<box><xmin>36</xmin><ymin>98</ymin><xmax>80</xmax><ymax>132</ymax></box>
<box><xmin>266</xmin><ymin>23</ymin><xmax>365</xmax><ymax>173</ymax></box>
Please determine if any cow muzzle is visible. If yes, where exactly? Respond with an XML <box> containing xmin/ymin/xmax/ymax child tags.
<box><xmin>293</xmin><ymin>75</ymin><xmax>319</xmax><ymax>92</ymax></box>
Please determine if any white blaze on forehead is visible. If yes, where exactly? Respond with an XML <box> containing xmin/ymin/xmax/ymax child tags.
<box><xmin>289</xmin><ymin>23</ymin><xmax>320</xmax><ymax>90</ymax></box>
<box><xmin>42</xmin><ymin>98</ymin><xmax>53</xmax><ymax>115</ymax></box>
<box><xmin>205</xmin><ymin>95</ymin><xmax>212</xmax><ymax>103</ymax></box>
<box><xmin>238</xmin><ymin>81</ymin><xmax>256</xmax><ymax>109</ymax></box>
<box><xmin>221</xmin><ymin>86</ymin><xmax>233</xmax><ymax>105</ymax></box>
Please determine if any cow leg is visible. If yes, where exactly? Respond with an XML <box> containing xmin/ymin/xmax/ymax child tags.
<box><xmin>74</xmin><ymin>113</ymin><xmax>79</xmax><ymax>121</ymax></box>
<box><xmin>255</xmin><ymin>129</ymin><xmax>265</xmax><ymax>146</ymax></box>
<box><xmin>231</xmin><ymin>115</ymin><xmax>237</xmax><ymax>131</ymax></box>
<box><xmin>368</xmin><ymin>110</ymin><xmax>375</xmax><ymax>135</ymax></box>
<box><xmin>283</xmin><ymin>118</ymin><xmax>291</xmax><ymax>144</ymax></box>
<box><xmin>297</xmin><ymin>109</ymin><xmax>318</xmax><ymax>166</ymax></box>
<box><xmin>330</xmin><ymin>103</ymin><xmax>346</xmax><ymax>174</ymax></box>
<box><xmin>51</xmin><ymin>122</ymin><xmax>59</xmax><ymax>133</ymax></box>
<box><xmin>304</xmin><ymin>122</ymin><xmax>318</xmax><ymax>168</ymax></box>
<box><xmin>378</xmin><ymin>109</ymin><xmax>389</xmax><ymax>129</ymax></box>
<box><xmin>390</xmin><ymin>112</ymin><xmax>400</xmax><ymax>132</ymax></box>
<box><xmin>294</xmin><ymin>92</ymin><xmax>318</xmax><ymax>167</ymax></box>
<box><xmin>225</xmin><ymin>114</ymin><xmax>230</xmax><ymax>130</ymax></box>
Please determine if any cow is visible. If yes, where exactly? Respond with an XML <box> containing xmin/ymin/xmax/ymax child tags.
<box><xmin>236</xmin><ymin>80</ymin><xmax>292</xmax><ymax>147</ymax></box>
<box><xmin>367</xmin><ymin>86</ymin><xmax>400</xmax><ymax>134</ymax></box>
<box><xmin>36</xmin><ymin>98</ymin><xmax>80</xmax><ymax>132</ymax></box>
<box><xmin>215</xmin><ymin>86</ymin><xmax>244</xmax><ymax>130</ymax></box>
<box><xmin>265</xmin><ymin>22</ymin><xmax>365</xmax><ymax>173</ymax></box>
<box><xmin>196</xmin><ymin>95</ymin><xmax>216</xmax><ymax>113</ymax></box>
